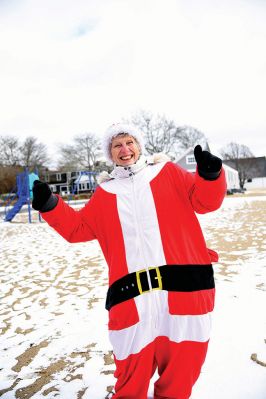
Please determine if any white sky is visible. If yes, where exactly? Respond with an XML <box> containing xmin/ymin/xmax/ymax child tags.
<box><xmin>0</xmin><ymin>0</ymin><xmax>266</xmax><ymax>164</ymax></box>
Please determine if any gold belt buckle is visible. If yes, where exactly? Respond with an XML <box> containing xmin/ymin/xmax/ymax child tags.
<box><xmin>136</xmin><ymin>267</ymin><xmax>163</xmax><ymax>295</ymax></box>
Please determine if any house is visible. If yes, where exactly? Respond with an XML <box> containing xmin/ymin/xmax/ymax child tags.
<box><xmin>175</xmin><ymin>145</ymin><xmax>210</xmax><ymax>174</ymax></box>
<box><xmin>223</xmin><ymin>156</ymin><xmax>266</xmax><ymax>189</ymax></box>
<box><xmin>43</xmin><ymin>171</ymin><xmax>71</xmax><ymax>195</ymax></box>
<box><xmin>176</xmin><ymin>146</ymin><xmax>239</xmax><ymax>190</ymax></box>
<box><xmin>43</xmin><ymin>170</ymin><xmax>98</xmax><ymax>195</ymax></box>
<box><xmin>73</xmin><ymin>171</ymin><xmax>98</xmax><ymax>194</ymax></box>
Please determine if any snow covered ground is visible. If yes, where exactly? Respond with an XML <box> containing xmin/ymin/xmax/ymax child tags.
<box><xmin>0</xmin><ymin>195</ymin><xmax>265</xmax><ymax>399</ymax></box>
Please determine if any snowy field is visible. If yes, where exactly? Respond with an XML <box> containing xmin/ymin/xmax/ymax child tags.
<box><xmin>0</xmin><ymin>194</ymin><xmax>266</xmax><ymax>399</ymax></box>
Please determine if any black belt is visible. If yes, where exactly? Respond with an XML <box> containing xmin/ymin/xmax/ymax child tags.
<box><xmin>105</xmin><ymin>264</ymin><xmax>214</xmax><ymax>311</ymax></box>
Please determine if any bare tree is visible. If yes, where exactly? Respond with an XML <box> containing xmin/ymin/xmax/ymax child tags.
<box><xmin>128</xmin><ymin>110</ymin><xmax>177</xmax><ymax>155</ymax></box>
<box><xmin>57</xmin><ymin>144</ymin><xmax>80</xmax><ymax>171</ymax></box>
<box><xmin>0</xmin><ymin>135</ymin><xmax>49</xmax><ymax>193</ymax></box>
<box><xmin>127</xmin><ymin>110</ymin><xmax>207</xmax><ymax>158</ymax></box>
<box><xmin>0</xmin><ymin>166</ymin><xmax>21</xmax><ymax>194</ymax></box>
<box><xmin>220</xmin><ymin>142</ymin><xmax>254</xmax><ymax>160</ymax></box>
<box><xmin>19</xmin><ymin>136</ymin><xmax>50</xmax><ymax>168</ymax></box>
<box><xmin>74</xmin><ymin>133</ymin><xmax>101</xmax><ymax>169</ymax></box>
<box><xmin>175</xmin><ymin>125</ymin><xmax>207</xmax><ymax>150</ymax></box>
<box><xmin>0</xmin><ymin>135</ymin><xmax>20</xmax><ymax>166</ymax></box>
<box><xmin>57</xmin><ymin>132</ymin><xmax>101</xmax><ymax>171</ymax></box>
<box><xmin>220</xmin><ymin>142</ymin><xmax>255</xmax><ymax>188</ymax></box>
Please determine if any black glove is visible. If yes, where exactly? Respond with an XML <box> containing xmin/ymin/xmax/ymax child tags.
<box><xmin>32</xmin><ymin>180</ymin><xmax>58</xmax><ymax>212</ymax></box>
<box><xmin>194</xmin><ymin>145</ymin><xmax>222</xmax><ymax>180</ymax></box>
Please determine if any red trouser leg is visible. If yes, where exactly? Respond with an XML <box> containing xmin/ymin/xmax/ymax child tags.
<box><xmin>113</xmin><ymin>340</ymin><xmax>156</xmax><ymax>399</ymax></box>
<box><xmin>154</xmin><ymin>337</ymin><xmax>209</xmax><ymax>399</ymax></box>
<box><xmin>112</xmin><ymin>337</ymin><xmax>208</xmax><ymax>399</ymax></box>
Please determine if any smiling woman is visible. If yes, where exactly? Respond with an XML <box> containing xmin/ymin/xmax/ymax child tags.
<box><xmin>110</xmin><ymin>135</ymin><xmax>141</xmax><ymax>166</ymax></box>
<box><xmin>31</xmin><ymin>121</ymin><xmax>226</xmax><ymax>399</ymax></box>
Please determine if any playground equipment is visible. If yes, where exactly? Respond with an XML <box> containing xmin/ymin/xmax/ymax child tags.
<box><xmin>3</xmin><ymin>169</ymin><xmax>98</xmax><ymax>222</ymax></box>
<box><xmin>4</xmin><ymin>169</ymin><xmax>39</xmax><ymax>223</ymax></box>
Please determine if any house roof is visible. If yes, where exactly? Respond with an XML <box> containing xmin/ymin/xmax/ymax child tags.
<box><xmin>175</xmin><ymin>147</ymin><xmax>194</xmax><ymax>163</ymax></box>
<box><xmin>222</xmin><ymin>163</ymin><xmax>238</xmax><ymax>173</ymax></box>
<box><xmin>175</xmin><ymin>142</ymin><xmax>211</xmax><ymax>163</ymax></box>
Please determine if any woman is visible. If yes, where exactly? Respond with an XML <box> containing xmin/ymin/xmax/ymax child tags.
<box><xmin>32</xmin><ymin>123</ymin><xmax>226</xmax><ymax>399</ymax></box>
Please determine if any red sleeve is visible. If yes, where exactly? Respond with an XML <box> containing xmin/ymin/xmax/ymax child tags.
<box><xmin>178</xmin><ymin>165</ymin><xmax>227</xmax><ymax>214</ymax></box>
<box><xmin>41</xmin><ymin>190</ymin><xmax>100</xmax><ymax>243</ymax></box>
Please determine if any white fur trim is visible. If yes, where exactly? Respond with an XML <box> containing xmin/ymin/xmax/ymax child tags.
<box><xmin>102</xmin><ymin>123</ymin><xmax>145</xmax><ymax>163</ymax></box>
<box><xmin>150</xmin><ymin>152</ymin><xmax>171</xmax><ymax>164</ymax></box>
<box><xmin>97</xmin><ymin>171</ymin><xmax>111</xmax><ymax>184</ymax></box>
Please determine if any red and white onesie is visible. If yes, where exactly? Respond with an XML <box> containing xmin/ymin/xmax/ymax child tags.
<box><xmin>41</xmin><ymin>157</ymin><xmax>226</xmax><ymax>399</ymax></box>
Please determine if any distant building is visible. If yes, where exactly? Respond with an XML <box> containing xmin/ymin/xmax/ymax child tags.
<box><xmin>72</xmin><ymin>172</ymin><xmax>98</xmax><ymax>194</ymax></box>
<box><xmin>223</xmin><ymin>156</ymin><xmax>266</xmax><ymax>189</ymax></box>
<box><xmin>175</xmin><ymin>145</ymin><xmax>210</xmax><ymax>174</ymax></box>
<box><xmin>43</xmin><ymin>171</ymin><xmax>71</xmax><ymax>195</ymax></box>
<box><xmin>176</xmin><ymin>146</ymin><xmax>239</xmax><ymax>190</ymax></box>
<box><xmin>223</xmin><ymin>164</ymin><xmax>240</xmax><ymax>190</ymax></box>
<box><xmin>43</xmin><ymin>170</ymin><xmax>98</xmax><ymax>195</ymax></box>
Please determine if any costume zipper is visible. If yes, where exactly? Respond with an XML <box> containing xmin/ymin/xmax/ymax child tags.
<box><xmin>130</xmin><ymin>174</ymin><xmax>152</xmax><ymax>289</ymax></box>
<box><xmin>130</xmin><ymin>174</ymin><xmax>159</xmax><ymax>327</ymax></box>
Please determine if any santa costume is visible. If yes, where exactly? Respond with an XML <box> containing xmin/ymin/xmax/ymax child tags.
<box><xmin>41</xmin><ymin>123</ymin><xmax>226</xmax><ymax>398</ymax></box>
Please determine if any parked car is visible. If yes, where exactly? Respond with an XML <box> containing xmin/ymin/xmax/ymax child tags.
<box><xmin>231</xmin><ymin>188</ymin><xmax>246</xmax><ymax>194</ymax></box>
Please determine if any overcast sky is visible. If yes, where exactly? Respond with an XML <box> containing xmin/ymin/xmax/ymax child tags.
<box><xmin>0</xmin><ymin>0</ymin><xmax>265</xmax><ymax>164</ymax></box>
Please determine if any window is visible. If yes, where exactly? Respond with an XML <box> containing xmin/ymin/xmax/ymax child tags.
<box><xmin>56</xmin><ymin>173</ymin><xmax>61</xmax><ymax>181</ymax></box>
<box><xmin>186</xmin><ymin>155</ymin><xmax>196</xmax><ymax>164</ymax></box>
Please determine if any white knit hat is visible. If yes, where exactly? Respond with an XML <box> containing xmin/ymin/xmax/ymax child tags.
<box><xmin>102</xmin><ymin>123</ymin><xmax>145</xmax><ymax>163</ymax></box>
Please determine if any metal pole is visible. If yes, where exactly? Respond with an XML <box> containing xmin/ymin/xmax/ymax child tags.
<box><xmin>26</xmin><ymin>168</ymin><xmax>32</xmax><ymax>223</ymax></box>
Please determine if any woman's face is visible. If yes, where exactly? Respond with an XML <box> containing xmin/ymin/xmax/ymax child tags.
<box><xmin>110</xmin><ymin>134</ymin><xmax>141</xmax><ymax>166</ymax></box>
